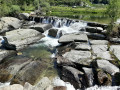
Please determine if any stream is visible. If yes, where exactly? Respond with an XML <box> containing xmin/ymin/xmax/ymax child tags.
<box><xmin>1</xmin><ymin>17</ymin><xmax>120</xmax><ymax>90</ymax></box>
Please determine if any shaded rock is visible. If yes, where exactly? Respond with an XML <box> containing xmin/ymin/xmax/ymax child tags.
<box><xmin>0</xmin><ymin>57</ymin><xmax>32</xmax><ymax>83</ymax></box>
<box><xmin>97</xmin><ymin>69</ymin><xmax>112</xmax><ymax>86</ymax></box>
<box><xmin>61</xmin><ymin>66</ymin><xmax>87</xmax><ymax>89</ymax></box>
<box><xmin>6</xmin><ymin>29</ymin><xmax>44</xmax><ymax>50</ymax></box>
<box><xmin>0</xmin><ymin>49</ymin><xmax>16</xmax><ymax>62</ymax></box>
<box><xmin>30</xmin><ymin>23</ymin><xmax>52</xmax><ymax>33</ymax></box>
<box><xmin>53</xmin><ymin>86</ymin><xmax>67</xmax><ymax>90</ymax></box>
<box><xmin>75</xmin><ymin>44</ymin><xmax>91</xmax><ymax>51</ymax></box>
<box><xmin>83</xmin><ymin>68</ymin><xmax>94</xmax><ymax>87</ymax></box>
<box><xmin>114</xmin><ymin>72</ymin><xmax>120</xmax><ymax>85</ymax></box>
<box><xmin>97</xmin><ymin>60</ymin><xmax>119</xmax><ymax>75</ymax></box>
<box><xmin>90</xmin><ymin>40</ymin><xmax>108</xmax><ymax>45</ymax></box>
<box><xmin>48</xmin><ymin>29</ymin><xmax>58</xmax><ymax>37</ymax></box>
<box><xmin>58</xmin><ymin>34</ymin><xmax>88</xmax><ymax>43</ymax></box>
<box><xmin>86</xmin><ymin>26</ymin><xmax>103</xmax><ymax>33</ymax></box>
<box><xmin>63</xmin><ymin>50</ymin><xmax>91</xmax><ymax>64</ymax></box>
<box><xmin>110</xmin><ymin>45</ymin><xmax>120</xmax><ymax>60</ymax></box>
<box><xmin>11</xmin><ymin>60</ymin><xmax>49</xmax><ymax>85</ymax></box>
<box><xmin>110</xmin><ymin>38</ymin><xmax>120</xmax><ymax>44</ymax></box>
<box><xmin>0</xmin><ymin>17</ymin><xmax>22</xmax><ymax>33</ymax></box>
<box><xmin>19</xmin><ymin>13</ymin><xmax>30</xmax><ymax>20</ymax></box>
<box><xmin>0</xmin><ymin>84</ymin><xmax>23</xmax><ymax>90</ymax></box>
<box><xmin>86</xmin><ymin>32</ymin><xmax>106</xmax><ymax>40</ymax></box>
<box><xmin>87</xmin><ymin>22</ymin><xmax>108</xmax><ymax>29</ymax></box>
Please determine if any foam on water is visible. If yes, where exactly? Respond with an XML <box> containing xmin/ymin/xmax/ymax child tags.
<box><xmin>0</xmin><ymin>82</ymin><xmax>10</xmax><ymax>88</ymax></box>
<box><xmin>53</xmin><ymin>77</ymin><xmax>75</xmax><ymax>90</ymax></box>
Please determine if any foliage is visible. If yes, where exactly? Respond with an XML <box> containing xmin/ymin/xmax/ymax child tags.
<box><xmin>106</xmin><ymin>0</ymin><xmax>120</xmax><ymax>35</ymax></box>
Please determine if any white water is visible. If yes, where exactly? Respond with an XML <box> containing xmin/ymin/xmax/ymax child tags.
<box><xmin>0</xmin><ymin>82</ymin><xmax>10</xmax><ymax>88</ymax></box>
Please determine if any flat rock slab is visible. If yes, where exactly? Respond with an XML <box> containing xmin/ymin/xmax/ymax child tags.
<box><xmin>58</xmin><ymin>34</ymin><xmax>88</xmax><ymax>43</ymax></box>
<box><xmin>96</xmin><ymin>51</ymin><xmax>112</xmax><ymax>60</ymax></box>
<box><xmin>63</xmin><ymin>50</ymin><xmax>91</xmax><ymax>63</ymax></box>
<box><xmin>97</xmin><ymin>60</ymin><xmax>119</xmax><ymax>75</ymax></box>
<box><xmin>90</xmin><ymin>40</ymin><xmax>108</xmax><ymax>45</ymax></box>
<box><xmin>75</xmin><ymin>44</ymin><xmax>91</xmax><ymax>51</ymax></box>
<box><xmin>91</xmin><ymin>45</ymin><xmax>108</xmax><ymax>54</ymax></box>
<box><xmin>110</xmin><ymin>45</ymin><xmax>120</xmax><ymax>60</ymax></box>
<box><xmin>30</xmin><ymin>23</ymin><xmax>52</xmax><ymax>33</ymax></box>
<box><xmin>6</xmin><ymin>29</ymin><xmax>44</xmax><ymax>50</ymax></box>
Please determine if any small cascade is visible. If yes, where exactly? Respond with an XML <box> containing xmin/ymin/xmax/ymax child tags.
<box><xmin>29</xmin><ymin>16</ymin><xmax>83</xmax><ymax>28</ymax></box>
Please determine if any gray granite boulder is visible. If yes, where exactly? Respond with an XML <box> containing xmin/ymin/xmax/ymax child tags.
<box><xmin>97</xmin><ymin>60</ymin><xmax>119</xmax><ymax>75</ymax></box>
<box><xmin>48</xmin><ymin>28</ymin><xmax>58</xmax><ymax>37</ymax></box>
<box><xmin>30</xmin><ymin>23</ymin><xmax>52</xmax><ymax>33</ymax></box>
<box><xmin>6</xmin><ymin>29</ymin><xmax>44</xmax><ymax>50</ymax></box>
<box><xmin>0</xmin><ymin>17</ymin><xmax>22</xmax><ymax>33</ymax></box>
<box><xmin>61</xmin><ymin>66</ymin><xmax>87</xmax><ymax>89</ymax></box>
<box><xmin>63</xmin><ymin>50</ymin><xmax>91</xmax><ymax>64</ymax></box>
<box><xmin>58</xmin><ymin>34</ymin><xmax>88</xmax><ymax>43</ymax></box>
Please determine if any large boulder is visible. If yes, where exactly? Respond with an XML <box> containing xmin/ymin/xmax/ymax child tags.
<box><xmin>11</xmin><ymin>60</ymin><xmax>51</xmax><ymax>85</ymax></box>
<box><xmin>30</xmin><ymin>23</ymin><xmax>52</xmax><ymax>33</ymax></box>
<box><xmin>58</xmin><ymin>34</ymin><xmax>88</xmax><ymax>43</ymax></box>
<box><xmin>61</xmin><ymin>66</ymin><xmax>87</xmax><ymax>89</ymax></box>
<box><xmin>6</xmin><ymin>29</ymin><xmax>44</xmax><ymax>50</ymax></box>
<box><xmin>48</xmin><ymin>28</ymin><xmax>58</xmax><ymax>38</ymax></box>
<box><xmin>0</xmin><ymin>17</ymin><xmax>22</xmax><ymax>33</ymax></box>
<box><xmin>97</xmin><ymin>60</ymin><xmax>119</xmax><ymax>75</ymax></box>
<box><xmin>19</xmin><ymin>13</ymin><xmax>30</xmax><ymax>20</ymax></box>
<box><xmin>62</xmin><ymin>50</ymin><xmax>91</xmax><ymax>64</ymax></box>
<box><xmin>0</xmin><ymin>57</ymin><xmax>32</xmax><ymax>83</ymax></box>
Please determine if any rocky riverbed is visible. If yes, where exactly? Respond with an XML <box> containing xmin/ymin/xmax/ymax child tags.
<box><xmin>0</xmin><ymin>15</ymin><xmax>120</xmax><ymax>90</ymax></box>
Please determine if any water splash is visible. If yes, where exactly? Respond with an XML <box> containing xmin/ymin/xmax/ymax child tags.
<box><xmin>53</xmin><ymin>77</ymin><xmax>75</xmax><ymax>90</ymax></box>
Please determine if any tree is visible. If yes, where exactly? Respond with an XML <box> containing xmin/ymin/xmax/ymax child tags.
<box><xmin>106</xmin><ymin>0</ymin><xmax>120</xmax><ymax>35</ymax></box>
